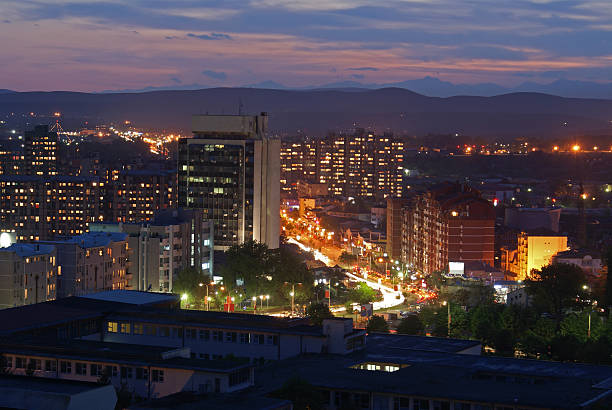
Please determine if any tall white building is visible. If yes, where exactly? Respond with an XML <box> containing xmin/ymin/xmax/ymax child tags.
<box><xmin>178</xmin><ymin>114</ymin><xmax>280</xmax><ymax>250</ymax></box>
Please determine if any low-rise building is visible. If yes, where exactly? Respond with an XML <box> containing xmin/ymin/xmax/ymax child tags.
<box><xmin>1</xmin><ymin>340</ymin><xmax>253</xmax><ymax>399</ymax></box>
<box><xmin>552</xmin><ymin>249</ymin><xmax>603</xmax><ymax>275</ymax></box>
<box><xmin>0</xmin><ymin>243</ymin><xmax>58</xmax><ymax>308</ymax></box>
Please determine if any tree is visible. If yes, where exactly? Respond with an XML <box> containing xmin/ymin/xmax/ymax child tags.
<box><xmin>219</xmin><ymin>240</ymin><xmax>275</xmax><ymax>295</ymax></box>
<box><xmin>526</xmin><ymin>263</ymin><xmax>587</xmax><ymax>330</ymax></box>
<box><xmin>347</xmin><ymin>283</ymin><xmax>380</xmax><ymax>305</ymax></box>
<box><xmin>273</xmin><ymin>247</ymin><xmax>314</xmax><ymax>305</ymax></box>
<box><xmin>396</xmin><ymin>315</ymin><xmax>424</xmax><ymax>335</ymax></box>
<box><xmin>366</xmin><ymin>315</ymin><xmax>389</xmax><ymax>333</ymax></box>
<box><xmin>271</xmin><ymin>377</ymin><xmax>325</xmax><ymax>410</ymax></box>
<box><xmin>305</xmin><ymin>302</ymin><xmax>334</xmax><ymax>326</ymax></box>
<box><xmin>172</xmin><ymin>267</ymin><xmax>206</xmax><ymax>297</ymax></box>
<box><xmin>469</xmin><ymin>303</ymin><xmax>503</xmax><ymax>346</ymax></box>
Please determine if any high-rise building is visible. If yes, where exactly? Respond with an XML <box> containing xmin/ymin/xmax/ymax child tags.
<box><xmin>104</xmin><ymin>169</ymin><xmax>176</xmax><ymax>223</ymax></box>
<box><xmin>90</xmin><ymin>208</ymin><xmax>214</xmax><ymax>292</ymax></box>
<box><xmin>0</xmin><ymin>243</ymin><xmax>57</xmax><ymax>308</ymax></box>
<box><xmin>400</xmin><ymin>182</ymin><xmax>495</xmax><ymax>275</ymax></box>
<box><xmin>502</xmin><ymin>230</ymin><xmax>568</xmax><ymax>280</ymax></box>
<box><xmin>0</xmin><ymin>175</ymin><xmax>104</xmax><ymax>241</ymax></box>
<box><xmin>178</xmin><ymin>114</ymin><xmax>280</xmax><ymax>250</ymax></box>
<box><xmin>280</xmin><ymin>132</ymin><xmax>404</xmax><ymax>199</ymax></box>
<box><xmin>24</xmin><ymin>125</ymin><xmax>58</xmax><ymax>176</ymax></box>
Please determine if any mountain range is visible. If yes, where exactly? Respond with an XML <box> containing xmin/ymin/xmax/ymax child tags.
<box><xmin>1</xmin><ymin>87</ymin><xmax>612</xmax><ymax>137</ymax></box>
<box><xmin>96</xmin><ymin>77</ymin><xmax>612</xmax><ymax>100</ymax></box>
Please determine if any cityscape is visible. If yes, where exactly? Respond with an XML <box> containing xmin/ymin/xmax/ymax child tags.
<box><xmin>1</xmin><ymin>1</ymin><xmax>612</xmax><ymax>410</ymax></box>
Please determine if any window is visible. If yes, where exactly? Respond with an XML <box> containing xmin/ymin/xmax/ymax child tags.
<box><xmin>455</xmin><ymin>403</ymin><xmax>472</xmax><ymax>410</ymax></box>
<box><xmin>30</xmin><ymin>359</ymin><xmax>42</xmax><ymax>370</ymax></box>
<box><xmin>266</xmin><ymin>335</ymin><xmax>278</xmax><ymax>346</ymax></box>
<box><xmin>4</xmin><ymin>356</ymin><xmax>12</xmax><ymax>368</ymax></box>
<box><xmin>45</xmin><ymin>360</ymin><xmax>56</xmax><ymax>372</ymax></box>
<box><xmin>212</xmin><ymin>330</ymin><xmax>223</xmax><ymax>342</ymax></box>
<box><xmin>413</xmin><ymin>399</ymin><xmax>429</xmax><ymax>410</ymax></box>
<box><xmin>133</xmin><ymin>323</ymin><xmax>144</xmax><ymax>335</ymax></box>
<box><xmin>433</xmin><ymin>401</ymin><xmax>450</xmax><ymax>410</ymax></box>
<box><xmin>225</xmin><ymin>332</ymin><xmax>237</xmax><ymax>343</ymax></box>
<box><xmin>152</xmin><ymin>369</ymin><xmax>164</xmax><ymax>382</ymax></box>
<box><xmin>60</xmin><ymin>361</ymin><xmax>72</xmax><ymax>374</ymax></box>
<box><xmin>136</xmin><ymin>368</ymin><xmax>149</xmax><ymax>380</ymax></box>
<box><xmin>107</xmin><ymin>322</ymin><xmax>118</xmax><ymax>333</ymax></box>
<box><xmin>393</xmin><ymin>397</ymin><xmax>410</xmax><ymax>410</ymax></box>
<box><xmin>75</xmin><ymin>362</ymin><xmax>87</xmax><ymax>375</ymax></box>
<box><xmin>172</xmin><ymin>327</ymin><xmax>183</xmax><ymax>338</ymax></box>
<box><xmin>120</xmin><ymin>366</ymin><xmax>133</xmax><ymax>379</ymax></box>
<box><xmin>199</xmin><ymin>329</ymin><xmax>210</xmax><ymax>341</ymax></box>
<box><xmin>145</xmin><ymin>325</ymin><xmax>157</xmax><ymax>336</ymax></box>
<box><xmin>158</xmin><ymin>327</ymin><xmax>170</xmax><ymax>337</ymax></box>
<box><xmin>105</xmin><ymin>365</ymin><xmax>118</xmax><ymax>377</ymax></box>
<box><xmin>239</xmin><ymin>333</ymin><xmax>250</xmax><ymax>344</ymax></box>
<box><xmin>186</xmin><ymin>328</ymin><xmax>197</xmax><ymax>339</ymax></box>
<box><xmin>229</xmin><ymin>367</ymin><xmax>251</xmax><ymax>386</ymax></box>
<box><xmin>15</xmin><ymin>357</ymin><xmax>26</xmax><ymax>369</ymax></box>
<box><xmin>252</xmin><ymin>334</ymin><xmax>264</xmax><ymax>344</ymax></box>
<box><xmin>90</xmin><ymin>364</ymin><xmax>102</xmax><ymax>377</ymax></box>
<box><xmin>119</xmin><ymin>323</ymin><xmax>130</xmax><ymax>334</ymax></box>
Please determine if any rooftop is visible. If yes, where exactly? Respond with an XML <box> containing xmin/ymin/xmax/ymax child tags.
<box><xmin>43</xmin><ymin>231</ymin><xmax>128</xmax><ymax>248</ymax></box>
<box><xmin>364</xmin><ymin>333</ymin><xmax>481</xmax><ymax>354</ymax></box>
<box><xmin>81</xmin><ymin>290</ymin><xmax>179</xmax><ymax>306</ymax></box>
<box><xmin>554</xmin><ymin>249</ymin><xmax>602</xmax><ymax>259</ymax></box>
<box><xmin>0</xmin><ymin>338</ymin><xmax>251</xmax><ymax>374</ymax></box>
<box><xmin>0</xmin><ymin>243</ymin><xmax>55</xmax><ymax>258</ymax></box>
<box><xmin>0</xmin><ymin>374</ymin><xmax>114</xmax><ymax>396</ymax></box>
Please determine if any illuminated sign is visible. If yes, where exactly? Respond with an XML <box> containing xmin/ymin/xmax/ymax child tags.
<box><xmin>448</xmin><ymin>261</ymin><xmax>465</xmax><ymax>276</ymax></box>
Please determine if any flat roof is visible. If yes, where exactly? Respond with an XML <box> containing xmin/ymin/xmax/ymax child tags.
<box><xmin>0</xmin><ymin>339</ymin><xmax>251</xmax><ymax>374</ymax></box>
<box><xmin>82</xmin><ymin>290</ymin><xmax>179</xmax><ymax>306</ymax></box>
<box><xmin>107</xmin><ymin>309</ymin><xmax>325</xmax><ymax>337</ymax></box>
<box><xmin>365</xmin><ymin>333</ymin><xmax>481</xmax><ymax>354</ymax></box>
<box><xmin>0</xmin><ymin>243</ymin><xmax>55</xmax><ymax>258</ymax></box>
<box><xmin>0</xmin><ymin>374</ymin><xmax>111</xmax><ymax>395</ymax></box>
<box><xmin>255</xmin><ymin>346</ymin><xmax>612</xmax><ymax>409</ymax></box>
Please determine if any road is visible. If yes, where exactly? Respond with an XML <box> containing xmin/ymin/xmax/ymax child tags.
<box><xmin>287</xmin><ymin>237</ymin><xmax>405</xmax><ymax>310</ymax></box>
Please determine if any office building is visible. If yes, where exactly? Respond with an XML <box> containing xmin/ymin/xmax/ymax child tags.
<box><xmin>0</xmin><ymin>244</ymin><xmax>57</xmax><ymax>308</ymax></box>
<box><xmin>0</xmin><ymin>175</ymin><xmax>104</xmax><ymax>241</ymax></box>
<box><xmin>24</xmin><ymin>125</ymin><xmax>58</xmax><ymax>176</ymax></box>
<box><xmin>90</xmin><ymin>209</ymin><xmax>214</xmax><ymax>292</ymax></box>
<box><xmin>400</xmin><ymin>183</ymin><xmax>495</xmax><ymax>275</ymax></box>
<box><xmin>386</xmin><ymin>198</ymin><xmax>409</xmax><ymax>261</ymax></box>
<box><xmin>178</xmin><ymin>114</ymin><xmax>280</xmax><ymax>250</ymax></box>
<box><xmin>39</xmin><ymin>232</ymin><xmax>128</xmax><ymax>297</ymax></box>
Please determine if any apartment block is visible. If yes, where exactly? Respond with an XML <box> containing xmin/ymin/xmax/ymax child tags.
<box><xmin>0</xmin><ymin>244</ymin><xmax>57</xmax><ymax>308</ymax></box>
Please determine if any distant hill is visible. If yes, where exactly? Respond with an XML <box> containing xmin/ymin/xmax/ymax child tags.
<box><xmin>0</xmin><ymin>89</ymin><xmax>14</xmax><ymax>94</ymax></box>
<box><xmin>1</xmin><ymin>87</ymin><xmax>612</xmax><ymax>137</ymax></box>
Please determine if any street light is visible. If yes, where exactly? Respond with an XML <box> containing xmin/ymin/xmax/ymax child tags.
<box><xmin>442</xmin><ymin>301</ymin><xmax>451</xmax><ymax>338</ymax></box>
<box><xmin>252</xmin><ymin>296</ymin><xmax>257</xmax><ymax>313</ymax></box>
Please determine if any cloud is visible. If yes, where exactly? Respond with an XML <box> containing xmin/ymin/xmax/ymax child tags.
<box><xmin>348</xmin><ymin>67</ymin><xmax>378</xmax><ymax>71</ymax></box>
<box><xmin>2</xmin><ymin>20</ymin><xmax>11</xmax><ymax>23</ymax></box>
<box><xmin>202</xmin><ymin>70</ymin><xmax>227</xmax><ymax>80</ymax></box>
<box><xmin>351</xmin><ymin>74</ymin><xmax>365</xmax><ymax>79</ymax></box>
<box><xmin>187</xmin><ymin>32</ymin><xmax>232</xmax><ymax>40</ymax></box>
<box><xmin>171</xmin><ymin>77</ymin><xmax>182</xmax><ymax>84</ymax></box>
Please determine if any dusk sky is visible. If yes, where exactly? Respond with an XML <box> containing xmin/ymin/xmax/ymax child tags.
<box><xmin>1</xmin><ymin>0</ymin><xmax>612</xmax><ymax>92</ymax></box>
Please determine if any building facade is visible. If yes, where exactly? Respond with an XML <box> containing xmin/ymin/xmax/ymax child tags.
<box><xmin>281</xmin><ymin>132</ymin><xmax>404</xmax><ymax>200</ymax></box>
<box><xmin>0</xmin><ymin>175</ymin><xmax>104</xmax><ymax>241</ymax></box>
<box><xmin>400</xmin><ymin>183</ymin><xmax>495</xmax><ymax>275</ymax></box>
<box><xmin>502</xmin><ymin>231</ymin><xmax>568</xmax><ymax>280</ymax></box>
<box><xmin>39</xmin><ymin>232</ymin><xmax>129</xmax><ymax>298</ymax></box>
<box><xmin>24</xmin><ymin>125</ymin><xmax>58</xmax><ymax>176</ymax></box>
<box><xmin>91</xmin><ymin>209</ymin><xmax>214</xmax><ymax>292</ymax></box>
<box><xmin>178</xmin><ymin>114</ymin><xmax>280</xmax><ymax>250</ymax></box>
<box><xmin>0</xmin><ymin>244</ymin><xmax>57</xmax><ymax>308</ymax></box>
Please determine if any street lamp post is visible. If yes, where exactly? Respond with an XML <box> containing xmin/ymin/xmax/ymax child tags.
<box><xmin>290</xmin><ymin>285</ymin><xmax>295</xmax><ymax>316</ymax></box>
<box><xmin>443</xmin><ymin>301</ymin><xmax>451</xmax><ymax>337</ymax></box>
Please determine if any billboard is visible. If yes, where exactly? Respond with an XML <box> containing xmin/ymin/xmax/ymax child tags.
<box><xmin>448</xmin><ymin>261</ymin><xmax>465</xmax><ymax>277</ymax></box>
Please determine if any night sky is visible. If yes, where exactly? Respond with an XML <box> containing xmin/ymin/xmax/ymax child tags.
<box><xmin>1</xmin><ymin>0</ymin><xmax>611</xmax><ymax>92</ymax></box>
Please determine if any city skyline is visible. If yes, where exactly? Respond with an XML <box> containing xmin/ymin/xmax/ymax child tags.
<box><xmin>2</xmin><ymin>0</ymin><xmax>612</xmax><ymax>92</ymax></box>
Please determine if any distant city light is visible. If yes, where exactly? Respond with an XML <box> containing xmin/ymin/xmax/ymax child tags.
<box><xmin>572</xmin><ymin>144</ymin><xmax>580</xmax><ymax>151</ymax></box>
